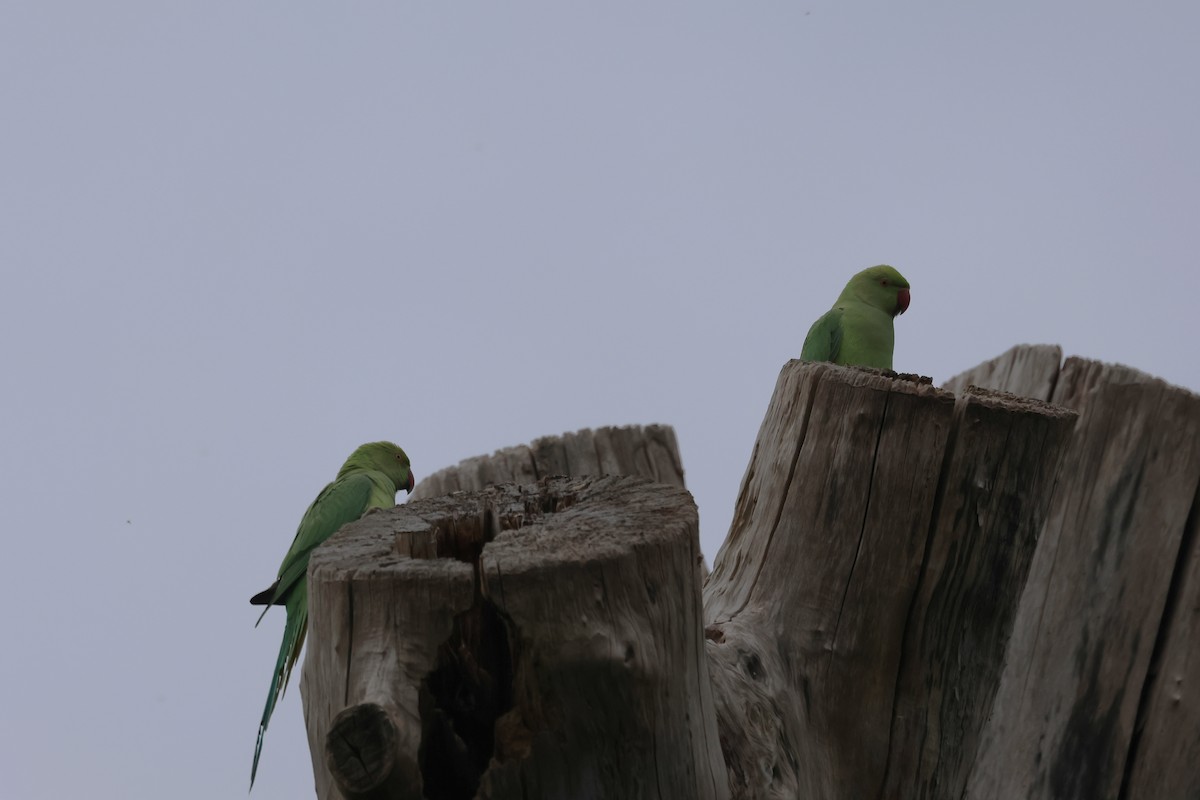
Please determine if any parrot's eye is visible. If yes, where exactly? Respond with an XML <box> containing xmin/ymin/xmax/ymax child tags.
<box><xmin>881</xmin><ymin>279</ymin><xmax>889</xmax><ymax>286</ymax></box>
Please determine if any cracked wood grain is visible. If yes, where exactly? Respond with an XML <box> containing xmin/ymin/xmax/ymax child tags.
<box><xmin>409</xmin><ymin>425</ymin><xmax>685</xmax><ymax>500</ymax></box>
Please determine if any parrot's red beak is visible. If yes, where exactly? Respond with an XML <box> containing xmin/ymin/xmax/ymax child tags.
<box><xmin>406</xmin><ymin>472</ymin><xmax>416</xmax><ymax>494</ymax></box>
<box><xmin>896</xmin><ymin>288</ymin><xmax>911</xmax><ymax>315</ymax></box>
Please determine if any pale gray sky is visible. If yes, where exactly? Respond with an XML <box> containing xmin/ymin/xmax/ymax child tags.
<box><xmin>2</xmin><ymin>3</ymin><xmax>1197</xmax><ymax>798</ymax></box>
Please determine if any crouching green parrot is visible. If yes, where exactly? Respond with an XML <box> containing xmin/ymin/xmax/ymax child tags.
<box><xmin>800</xmin><ymin>264</ymin><xmax>911</xmax><ymax>370</ymax></box>
<box><xmin>249</xmin><ymin>441</ymin><xmax>414</xmax><ymax>788</ymax></box>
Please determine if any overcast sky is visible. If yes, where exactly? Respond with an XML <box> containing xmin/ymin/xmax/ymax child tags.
<box><xmin>2</xmin><ymin>3</ymin><xmax>1197</xmax><ymax>798</ymax></box>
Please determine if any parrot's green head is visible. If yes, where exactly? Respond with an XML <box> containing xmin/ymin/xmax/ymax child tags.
<box><xmin>844</xmin><ymin>264</ymin><xmax>911</xmax><ymax>317</ymax></box>
<box><xmin>340</xmin><ymin>441</ymin><xmax>415</xmax><ymax>494</ymax></box>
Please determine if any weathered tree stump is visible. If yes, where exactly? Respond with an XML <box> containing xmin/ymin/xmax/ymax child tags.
<box><xmin>702</xmin><ymin>362</ymin><xmax>1076</xmax><ymax>799</ymax></box>
<box><xmin>945</xmin><ymin>346</ymin><xmax>1200</xmax><ymax>800</ymax></box>
<box><xmin>300</xmin><ymin>476</ymin><xmax>727</xmax><ymax>800</ymax></box>
<box><xmin>410</xmin><ymin>425</ymin><xmax>685</xmax><ymax>500</ymax></box>
<box><xmin>289</xmin><ymin>346</ymin><xmax>1200</xmax><ymax>799</ymax></box>
<box><xmin>296</xmin><ymin>359</ymin><xmax>1085</xmax><ymax>800</ymax></box>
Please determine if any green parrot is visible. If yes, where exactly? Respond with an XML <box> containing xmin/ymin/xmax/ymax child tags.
<box><xmin>800</xmin><ymin>264</ymin><xmax>911</xmax><ymax>370</ymax></box>
<box><xmin>249</xmin><ymin>441</ymin><xmax>414</xmax><ymax>788</ymax></box>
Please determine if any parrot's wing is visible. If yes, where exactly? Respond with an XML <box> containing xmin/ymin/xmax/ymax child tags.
<box><xmin>801</xmin><ymin>306</ymin><xmax>844</xmax><ymax>363</ymax></box>
<box><xmin>255</xmin><ymin>474</ymin><xmax>374</xmax><ymax>619</ymax></box>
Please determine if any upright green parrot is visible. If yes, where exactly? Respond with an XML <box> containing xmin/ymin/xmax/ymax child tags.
<box><xmin>249</xmin><ymin>441</ymin><xmax>414</xmax><ymax>788</ymax></box>
<box><xmin>800</xmin><ymin>264</ymin><xmax>911</xmax><ymax>370</ymax></box>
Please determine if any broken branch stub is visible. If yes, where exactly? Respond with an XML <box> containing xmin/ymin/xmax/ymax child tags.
<box><xmin>301</xmin><ymin>475</ymin><xmax>727</xmax><ymax>800</ymax></box>
<box><xmin>325</xmin><ymin>703</ymin><xmax>421</xmax><ymax>800</ymax></box>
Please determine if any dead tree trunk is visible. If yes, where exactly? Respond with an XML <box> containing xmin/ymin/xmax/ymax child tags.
<box><xmin>702</xmin><ymin>362</ymin><xmax>1076</xmax><ymax>799</ymax></box>
<box><xmin>300</xmin><ymin>476</ymin><xmax>727</xmax><ymax>800</ymax></box>
<box><xmin>297</xmin><ymin>360</ymin><xmax>1086</xmax><ymax>799</ymax></box>
<box><xmin>947</xmin><ymin>345</ymin><xmax>1200</xmax><ymax>800</ymax></box>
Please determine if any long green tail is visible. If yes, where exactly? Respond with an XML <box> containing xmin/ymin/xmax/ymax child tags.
<box><xmin>251</xmin><ymin>583</ymin><xmax>308</xmax><ymax>789</ymax></box>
